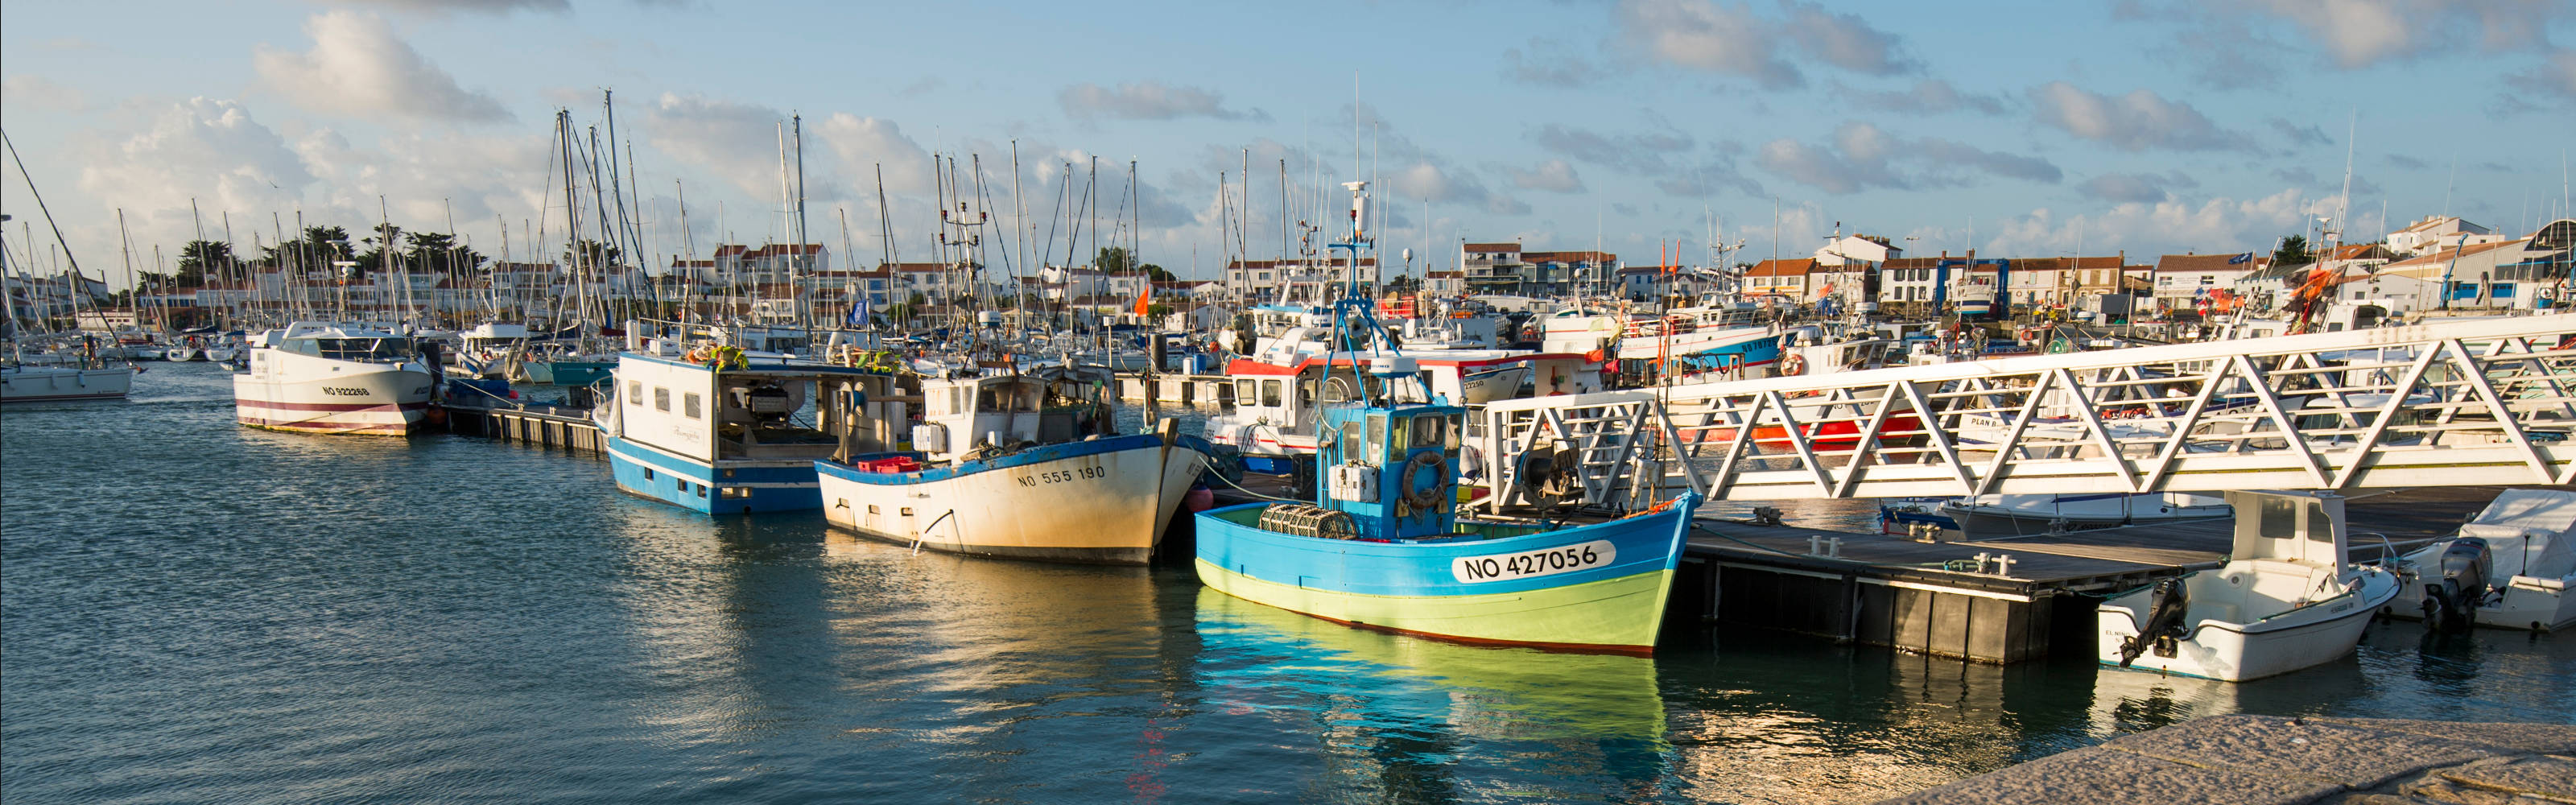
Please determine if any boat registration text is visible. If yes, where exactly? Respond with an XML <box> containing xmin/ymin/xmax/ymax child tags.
<box><xmin>1016</xmin><ymin>464</ymin><xmax>1107</xmax><ymax>487</ymax></box>
<box><xmin>1452</xmin><ymin>540</ymin><xmax>1616</xmax><ymax>584</ymax></box>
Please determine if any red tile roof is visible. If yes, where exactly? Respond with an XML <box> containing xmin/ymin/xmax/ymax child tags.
<box><xmin>1463</xmin><ymin>242</ymin><xmax>1521</xmax><ymax>252</ymax></box>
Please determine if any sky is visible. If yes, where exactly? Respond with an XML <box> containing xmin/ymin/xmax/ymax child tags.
<box><xmin>3</xmin><ymin>0</ymin><xmax>2573</xmax><ymax>290</ymax></box>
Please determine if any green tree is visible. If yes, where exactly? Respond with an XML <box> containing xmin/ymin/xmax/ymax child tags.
<box><xmin>1095</xmin><ymin>246</ymin><xmax>1136</xmax><ymax>275</ymax></box>
<box><xmin>1142</xmin><ymin>263</ymin><xmax>1176</xmax><ymax>283</ymax></box>
<box><xmin>402</xmin><ymin>232</ymin><xmax>486</xmax><ymax>275</ymax></box>
<box><xmin>2273</xmin><ymin>235</ymin><xmax>2314</xmax><ymax>270</ymax></box>
<box><xmin>175</xmin><ymin>240</ymin><xmax>237</xmax><ymax>287</ymax></box>
<box><xmin>564</xmin><ymin>239</ymin><xmax>623</xmax><ymax>274</ymax></box>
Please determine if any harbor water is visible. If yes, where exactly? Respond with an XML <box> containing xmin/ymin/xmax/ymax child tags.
<box><xmin>5</xmin><ymin>362</ymin><xmax>2571</xmax><ymax>804</ymax></box>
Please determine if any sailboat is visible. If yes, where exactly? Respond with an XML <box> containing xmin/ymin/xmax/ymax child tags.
<box><xmin>0</xmin><ymin>140</ymin><xmax>135</xmax><ymax>402</ymax></box>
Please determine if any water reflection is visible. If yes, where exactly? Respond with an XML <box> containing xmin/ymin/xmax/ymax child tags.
<box><xmin>2086</xmin><ymin>657</ymin><xmax>2370</xmax><ymax>738</ymax></box>
<box><xmin>1656</xmin><ymin>635</ymin><xmax>2073</xmax><ymax>804</ymax></box>
<box><xmin>1195</xmin><ymin>587</ymin><xmax>1674</xmax><ymax>803</ymax></box>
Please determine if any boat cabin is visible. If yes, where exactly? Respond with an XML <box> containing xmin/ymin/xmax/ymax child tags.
<box><xmin>1319</xmin><ymin>398</ymin><xmax>1467</xmax><ymax>541</ymax></box>
<box><xmin>912</xmin><ymin>368</ymin><xmax>1113</xmax><ymax>464</ymax></box>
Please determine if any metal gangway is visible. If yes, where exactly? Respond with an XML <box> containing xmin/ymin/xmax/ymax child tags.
<box><xmin>1478</xmin><ymin>315</ymin><xmax>2576</xmax><ymax>511</ymax></box>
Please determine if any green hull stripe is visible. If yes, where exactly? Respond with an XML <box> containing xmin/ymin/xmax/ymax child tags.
<box><xmin>1195</xmin><ymin>558</ymin><xmax>1674</xmax><ymax>650</ymax></box>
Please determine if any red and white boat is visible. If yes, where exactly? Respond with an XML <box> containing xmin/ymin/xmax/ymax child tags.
<box><xmin>234</xmin><ymin>323</ymin><xmax>436</xmax><ymax>436</ymax></box>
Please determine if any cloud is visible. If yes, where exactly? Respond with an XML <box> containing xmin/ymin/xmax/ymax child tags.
<box><xmin>1615</xmin><ymin>0</ymin><xmax>1921</xmax><ymax>87</ymax></box>
<box><xmin>3</xmin><ymin>75</ymin><xmax>86</xmax><ymax>112</ymax></box>
<box><xmin>1616</xmin><ymin>0</ymin><xmax>1801</xmax><ymax>87</ymax></box>
<box><xmin>2268</xmin><ymin>118</ymin><xmax>2331</xmax><ymax>148</ymax></box>
<box><xmin>251</xmin><ymin>11</ymin><xmax>511</xmax><ymax>123</ymax></box>
<box><xmin>2233</xmin><ymin>0</ymin><xmax>2555</xmax><ymax>68</ymax></box>
<box><xmin>1528</xmin><ymin>123</ymin><xmax>1695</xmax><ymax>174</ymax></box>
<box><xmin>2508</xmin><ymin>49</ymin><xmax>2576</xmax><ymax>103</ymax></box>
<box><xmin>1502</xmin><ymin>39</ymin><xmax>1612</xmax><ymax>88</ymax></box>
<box><xmin>1653</xmin><ymin>159</ymin><xmax>1766</xmax><ymax>198</ymax></box>
<box><xmin>1832</xmin><ymin>79</ymin><xmax>2007</xmax><ymax>115</ymax></box>
<box><xmin>1776</xmin><ymin>1</ymin><xmax>1920</xmax><ymax>76</ymax></box>
<box><xmin>329</xmin><ymin>0</ymin><xmax>572</xmax><ymax>12</ymax></box>
<box><xmin>644</xmin><ymin>93</ymin><xmax>800</xmax><ymax>198</ymax></box>
<box><xmin>1057</xmin><ymin>81</ymin><xmax>1265</xmax><ymax>122</ymax></box>
<box><xmin>813</xmin><ymin>114</ymin><xmax>934</xmax><ymax>194</ymax></box>
<box><xmin>1509</xmin><ymin>159</ymin><xmax>1587</xmax><ymax>192</ymax></box>
<box><xmin>1755</xmin><ymin>121</ymin><xmax>2061</xmax><ymax>194</ymax></box>
<box><xmin>2077</xmin><ymin>171</ymin><xmax>2199</xmax><ymax>203</ymax></box>
<box><xmin>2025</xmin><ymin>81</ymin><xmax>2251</xmax><ymax>151</ymax></box>
<box><xmin>1980</xmin><ymin>188</ymin><xmax>2310</xmax><ymax>258</ymax></box>
<box><xmin>77</xmin><ymin>99</ymin><xmax>314</xmax><ymax>242</ymax></box>
<box><xmin>2384</xmin><ymin>153</ymin><xmax>2430</xmax><ymax>170</ymax></box>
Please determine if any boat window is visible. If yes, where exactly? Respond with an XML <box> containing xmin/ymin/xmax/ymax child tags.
<box><xmin>683</xmin><ymin>392</ymin><xmax>703</xmax><ymax>419</ymax></box>
<box><xmin>1261</xmin><ymin>380</ymin><xmax>1282</xmax><ymax>407</ymax></box>
<box><xmin>1446</xmin><ymin>415</ymin><xmax>1463</xmax><ymax>449</ymax></box>
<box><xmin>1342</xmin><ymin>427</ymin><xmax>1364</xmax><ymax>464</ymax></box>
<box><xmin>627</xmin><ymin>381</ymin><xmax>642</xmax><ymax>405</ymax></box>
<box><xmin>1389</xmin><ymin>414</ymin><xmax>1409</xmax><ymax>451</ymax></box>
<box><xmin>1413</xmin><ymin>415</ymin><xmax>1446</xmax><ymax>448</ymax></box>
<box><xmin>1236</xmin><ymin>378</ymin><xmax>1256</xmax><ymax>402</ymax></box>
<box><xmin>654</xmin><ymin>386</ymin><xmax>671</xmax><ymax>412</ymax></box>
<box><xmin>1366</xmin><ymin>414</ymin><xmax>1386</xmax><ymax>457</ymax></box>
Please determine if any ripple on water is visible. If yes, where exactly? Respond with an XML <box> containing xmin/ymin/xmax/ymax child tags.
<box><xmin>6</xmin><ymin>362</ymin><xmax>2574</xmax><ymax>804</ymax></box>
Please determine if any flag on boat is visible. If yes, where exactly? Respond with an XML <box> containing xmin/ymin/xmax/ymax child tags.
<box><xmin>847</xmin><ymin>294</ymin><xmax>871</xmax><ymax>328</ymax></box>
<box><xmin>1131</xmin><ymin>285</ymin><xmax>1151</xmax><ymax>316</ymax></box>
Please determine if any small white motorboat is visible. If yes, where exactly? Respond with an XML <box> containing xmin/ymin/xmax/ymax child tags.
<box><xmin>2388</xmin><ymin>489</ymin><xmax>2576</xmax><ymax>633</ymax></box>
<box><xmin>2096</xmin><ymin>490</ymin><xmax>2401</xmax><ymax>683</ymax></box>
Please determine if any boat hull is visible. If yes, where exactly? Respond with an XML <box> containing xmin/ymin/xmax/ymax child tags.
<box><xmin>606</xmin><ymin>435</ymin><xmax>823</xmax><ymax>514</ymax></box>
<box><xmin>231</xmin><ymin>363</ymin><xmax>432</xmax><ymax>436</ymax></box>
<box><xmin>815</xmin><ymin>435</ymin><xmax>1213</xmax><ymax>565</ymax></box>
<box><xmin>1</xmin><ymin>366</ymin><xmax>134</xmax><ymax>402</ymax></box>
<box><xmin>1193</xmin><ymin>495</ymin><xmax>1698</xmax><ymax>654</ymax></box>
<box><xmin>2096</xmin><ymin>568</ymin><xmax>2398</xmax><ymax>682</ymax></box>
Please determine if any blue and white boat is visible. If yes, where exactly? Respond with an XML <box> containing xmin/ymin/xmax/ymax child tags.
<box><xmin>814</xmin><ymin>367</ymin><xmax>1214</xmax><ymax>565</ymax></box>
<box><xmin>1195</xmin><ymin>355</ymin><xmax>1699</xmax><ymax>654</ymax></box>
<box><xmin>593</xmin><ymin>339</ymin><xmax>899</xmax><ymax>514</ymax></box>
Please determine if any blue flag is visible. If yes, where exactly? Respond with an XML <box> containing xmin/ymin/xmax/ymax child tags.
<box><xmin>846</xmin><ymin>295</ymin><xmax>871</xmax><ymax>328</ymax></box>
<box><xmin>2227</xmin><ymin>252</ymin><xmax>2252</xmax><ymax>265</ymax></box>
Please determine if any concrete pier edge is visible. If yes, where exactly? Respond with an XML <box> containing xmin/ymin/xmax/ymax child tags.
<box><xmin>1875</xmin><ymin>714</ymin><xmax>2576</xmax><ymax>805</ymax></box>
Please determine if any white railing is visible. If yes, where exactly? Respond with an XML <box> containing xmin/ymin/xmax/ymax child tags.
<box><xmin>1477</xmin><ymin>314</ymin><xmax>2576</xmax><ymax>510</ymax></box>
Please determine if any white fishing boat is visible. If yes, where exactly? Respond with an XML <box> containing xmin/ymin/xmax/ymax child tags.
<box><xmin>1939</xmin><ymin>492</ymin><xmax>2231</xmax><ymax>538</ymax></box>
<box><xmin>1204</xmin><ymin>349</ymin><xmax>1600</xmax><ymax>473</ymax></box>
<box><xmin>594</xmin><ymin>336</ymin><xmax>895</xmax><ymax>514</ymax></box>
<box><xmin>233</xmin><ymin>322</ymin><xmax>436</xmax><ymax>436</ymax></box>
<box><xmin>2388</xmin><ymin>489</ymin><xmax>2576</xmax><ymax>633</ymax></box>
<box><xmin>815</xmin><ymin>367</ymin><xmax>1213</xmax><ymax>565</ymax></box>
<box><xmin>2096</xmin><ymin>490</ymin><xmax>2401</xmax><ymax>682</ymax></box>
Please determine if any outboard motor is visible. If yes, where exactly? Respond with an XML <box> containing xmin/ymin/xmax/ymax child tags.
<box><xmin>2118</xmin><ymin>578</ymin><xmax>2191</xmax><ymax>667</ymax></box>
<box><xmin>2421</xmin><ymin>538</ymin><xmax>2493</xmax><ymax>632</ymax></box>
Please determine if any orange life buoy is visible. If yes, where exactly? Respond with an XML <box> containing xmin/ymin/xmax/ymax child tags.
<box><xmin>1780</xmin><ymin>354</ymin><xmax>1807</xmax><ymax>376</ymax></box>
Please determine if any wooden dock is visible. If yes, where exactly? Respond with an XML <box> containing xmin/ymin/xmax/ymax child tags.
<box><xmin>437</xmin><ymin>402</ymin><xmax>606</xmax><ymax>457</ymax></box>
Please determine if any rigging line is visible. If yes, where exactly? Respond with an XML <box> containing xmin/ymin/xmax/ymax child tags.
<box><xmin>0</xmin><ymin>128</ymin><xmax>87</xmax><ymax>277</ymax></box>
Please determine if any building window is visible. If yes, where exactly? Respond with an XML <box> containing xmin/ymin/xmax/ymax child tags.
<box><xmin>654</xmin><ymin>387</ymin><xmax>671</xmax><ymax>412</ymax></box>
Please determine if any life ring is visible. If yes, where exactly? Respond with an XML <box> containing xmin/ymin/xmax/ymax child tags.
<box><xmin>1780</xmin><ymin>353</ymin><xmax>1807</xmax><ymax>376</ymax></box>
<box><xmin>1401</xmin><ymin>451</ymin><xmax>1447</xmax><ymax>510</ymax></box>
<box><xmin>2018</xmin><ymin>328</ymin><xmax>2037</xmax><ymax>341</ymax></box>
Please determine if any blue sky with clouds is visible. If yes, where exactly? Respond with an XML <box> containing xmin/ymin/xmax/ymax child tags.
<box><xmin>4</xmin><ymin>0</ymin><xmax>2572</xmax><ymax>288</ymax></box>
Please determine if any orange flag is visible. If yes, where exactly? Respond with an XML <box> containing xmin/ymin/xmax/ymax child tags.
<box><xmin>1131</xmin><ymin>284</ymin><xmax>1151</xmax><ymax>316</ymax></box>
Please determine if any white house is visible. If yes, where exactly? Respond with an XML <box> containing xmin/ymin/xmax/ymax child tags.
<box><xmin>2387</xmin><ymin>216</ymin><xmax>2504</xmax><ymax>257</ymax></box>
